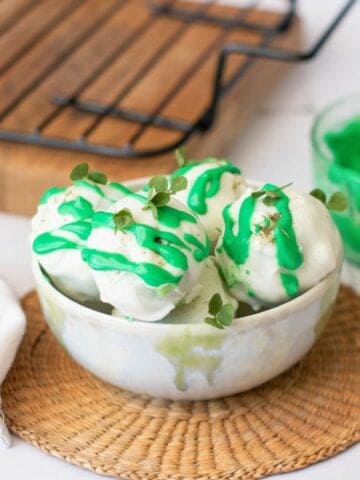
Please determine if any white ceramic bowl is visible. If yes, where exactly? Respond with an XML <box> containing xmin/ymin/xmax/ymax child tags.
<box><xmin>32</xmin><ymin>176</ymin><xmax>342</xmax><ymax>401</ymax></box>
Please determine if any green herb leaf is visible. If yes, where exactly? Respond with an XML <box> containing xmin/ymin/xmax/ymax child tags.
<box><xmin>175</xmin><ymin>146</ymin><xmax>186</xmax><ymax>167</ymax></box>
<box><xmin>88</xmin><ymin>170</ymin><xmax>108</xmax><ymax>185</ymax></box>
<box><xmin>326</xmin><ymin>191</ymin><xmax>348</xmax><ymax>211</ymax></box>
<box><xmin>206</xmin><ymin>293</ymin><xmax>234</xmax><ymax>329</ymax></box>
<box><xmin>151</xmin><ymin>192</ymin><xmax>170</xmax><ymax>207</ymax></box>
<box><xmin>149</xmin><ymin>176</ymin><xmax>168</xmax><ymax>192</ymax></box>
<box><xmin>216</xmin><ymin>303</ymin><xmax>234</xmax><ymax>326</ymax></box>
<box><xmin>205</xmin><ymin>317</ymin><xmax>224</xmax><ymax>330</ymax></box>
<box><xmin>171</xmin><ymin>175</ymin><xmax>187</xmax><ymax>193</ymax></box>
<box><xmin>113</xmin><ymin>208</ymin><xmax>135</xmax><ymax>232</ymax></box>
<box><xmin>70</xmin><ymin>162</ymin><xmax>89</xmax><ymax>181</ymax></box>
<box><xmin>209</xmin><ymin>293</ymin><xmax>223</xmax><ymax>316</ymax></box>
<box><xmin>310</xmin><ymin>188</ymin><xmax>327</xmax><ymax>204</ymax></box>
<box><xmin>144</xmin><ymin>173</ymin><xmax>186</xmax><ymax>218</ymax></box>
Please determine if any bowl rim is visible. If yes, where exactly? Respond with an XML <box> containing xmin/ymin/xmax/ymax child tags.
<box><xmin>33</xmin><ymin>260</ymin><xmax>339</xmax><ymax>334</ymax></box>
<box><xmin>33</xmin><ymin>169</ymin><xmax>342</xmax><ymax>334</ymax></box>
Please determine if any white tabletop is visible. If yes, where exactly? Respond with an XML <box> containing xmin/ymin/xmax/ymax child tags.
<box><xmin>1</xmin><ymin>0</ymin><xmax>359</xmax><ymax>478</ymax></box>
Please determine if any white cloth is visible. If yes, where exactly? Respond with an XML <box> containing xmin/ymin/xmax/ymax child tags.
<box><xmin>0</xmin><ymin>278</ymin><xmax>26</xmax><ymax>448</ymax></box>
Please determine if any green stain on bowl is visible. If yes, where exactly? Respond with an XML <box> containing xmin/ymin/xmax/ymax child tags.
<box><xmin>41</xmin><ymin>294</ymin><xmax>66</xmax><ymax>346</ymax></box>
<box><xmin>157</xmin><ymin>331</ymin><xmax>224</xmax><ymax>391</ymax></box>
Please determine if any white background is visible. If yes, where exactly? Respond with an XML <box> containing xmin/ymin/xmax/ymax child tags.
<box><xmin>0</xmin><ymin>0</ymin><xmax>359</xmax><ymax>478</ymax></box>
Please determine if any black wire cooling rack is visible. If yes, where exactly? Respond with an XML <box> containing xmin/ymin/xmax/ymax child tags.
<box><xmin>0</xmin><ymin>0</ymin><xmax>355</xmax><ymax>159</ymax></box>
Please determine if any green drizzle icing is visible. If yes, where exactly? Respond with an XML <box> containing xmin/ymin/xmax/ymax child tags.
<box><xmin>82</xmin><ymin>249</ymin><xmax>181</xmax><ymax>287</ymax></box>
<box><xmin>89</xmin><ymin>211</ymin><xmax>208</xmax><ymax>282</ymax></box>
<box><xmin>172</xmin><ymin>159</ymin><xmax>241</xmax><ymax>214</ymax></box>
<box><xmin>98</xmin><ymin>186</ymin><xmax>197</xmax><ymax>229</ymax></box>
<box><xmin>35</xmin><ymin>180</ymin><xmax>133</xmax><ymax>258</ymax></box>
<box><xmin>280</xmin><ymin>272</ymin><xmax>299</xmax><ymax>297</ymax></box>
<box><xmin>39</xmin><ymin>187</ymin><xmax>67</xmax><ymax>205</ymax></box>
<box><xmin>126</xmin><ymin>224</ymin><xmax>190</xmax><ymax>271</ymax></box>
<box><xmin>157</xmin><ymin>206</ymin><xmax>196</xmax><ymax>228</ymax></box>
<box><xmin>33</xmin><ymin>232</ymin><xmax>81</xmax><ymax>254</ymax></box>
<box><xmin>219</xmin><ymin>183</ymin><xmax>303</xmax><ymax>298</ymax></box>
<box><xmin>183</xmin><ymin>233</ymin><xmax>211</xmax><ymax>261</ymax></box>
<box><xmin>91</xmin><ymin>211</ymin><xmax>115</xmax><ymax>229</ymax></box>
<box><xmin>58</xmin><ymin>196</ymin><xmax>94</xmax><ymax>220</ymax></box>
<box><xmin>60</xmin><ymin>221</ymin><xmax>92</xmax><ymax>241</ymax></box>
<box><xmin>218</xmin><ymin>196</ymin><xmax>256</xmax><ymax>265</ymax></box>
<box><xmin>268</xmin><ymin>184</ymin><xmax>303</xmax><ymax>272</ymax></box>
<box><xmin>33</xmin><ymin>221</ymin><xmax>92</xmax><ymax>255</ymax></box>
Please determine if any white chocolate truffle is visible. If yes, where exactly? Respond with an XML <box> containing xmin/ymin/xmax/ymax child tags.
<box><xmin>31</xmin><ymin>179</ymin><xmax>128</xmax><ymax>302</ymax></box>
<box><xmin>84</xmin><ymin>191</ymin><xmax>210</xmax><ymax>321</ymax></box>
<box><xmin>215</xmin><ymin>183</ymin><xmax>342</xmax><ymax>310</ymax></box>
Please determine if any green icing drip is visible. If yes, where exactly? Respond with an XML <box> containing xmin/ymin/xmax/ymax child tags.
<box><xmin>157</xmin><ymin>205</ymin><xmax>197</xmax><ymax>228</ymax></box>
<box><xmin>280</xmin><ymin>273</ymin><xmax>299</xmax><ymax>297</ymax></box>
<box><xmin>90</xmin><ymin>205</ymin><xmax>208</xmax><ymax>283</ymax></box>
<box><xmin>157</xmin><ymin>331</ymin><xmax>224</xmax><ymax>391</ymax></box>
<box><xmin>60</xmin><ymin>221</ymin><xmax>92</xmax><ymax>241</ymax></box>
<box><xmin>39</xmin><ymin>187</ymin><xmax>66</xmax><ymax>205</ymax></box>
<box><xmin>267</xmin><ymin>184</ymin><xmax>303</xmax><ymax>272</ymax></box>
<box><xmin>183</xmin><ymin>233</ymin><xmax>211</xmax><ymax>261</ymax></box>
<box><xmin>58</xmin><ymin>196</ymin><xmax>94</xmax><ymax>220</ymax></box>
<box><xmin>35</xmin><ymin>180</ymin><xmax>132</xmax><ymax>257</ymax></box>
<box><xmin>219</xmin><ymin>184</ymin><xmax>303</xmax><ymax>298</ymax></box>
<box><xmin>218</xmin><ymin>195</ymin><xmax>256</xmax><ymax>265</ymax></box>
<box><xmin>33</xmin><ymin>232</ymin><xmax>81</xmax><ymax>254</ymax></box>
<box><xmin>126</xmin><ymin>224</ymin><xmax>190</xmax><ymax>271</ymax></box>
<box><xmin>86</xmin><ymin>209</ymin><xmax>211</xmax><ymax>286</ymax></box>
<box><xmin>173</xmin><ymin>159</ymin><xmax>241</xmax><ymax>215</ymax></box>
<box><xmin>82</xmin><ymin>249</ymin><xmax>181</xmax><ymax>287</ymax></box>
<box><xmin>91</xmin><ymin>211</ymin><xmax>114</xmax><ymax>229</ymax></box>
<box><xmin>95</xmin><ymin>186</ymin><xmax>197</xmax><ymax>229</ymax></box>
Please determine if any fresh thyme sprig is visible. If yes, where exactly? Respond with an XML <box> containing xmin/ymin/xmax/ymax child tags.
<box><xmin>113</xmin><ymin>208</ymin><xmax>135</xmax><ymax>233</ymax></box>
<box><xmin>70</xmin><ymin>162</ymin><xmax>108</xmax><ymax>185</ymax></box>
<box><xmin>205</xmin><ymin>293</ymin><xmax>235</xmax><ymax>330</ymax></box>
<box><xmin>310</xmin><ymin>189</ymin><xmax>348</xmax><ymax>212</ymax></box>
<box><xmin>251</xmin><ymin>183</ymin><xmax>292</xmax><ymax>206</ymax></box>
<box><xmin>143</xmin><ymin>175</ymin><xmax>187</xmax><ymax>218</ymax></box>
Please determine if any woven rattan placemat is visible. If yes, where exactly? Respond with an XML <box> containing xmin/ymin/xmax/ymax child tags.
<box><xmin>2</xmin><ymin>286</ymin><xmax>360</xmax><ymax>479</ymax></box>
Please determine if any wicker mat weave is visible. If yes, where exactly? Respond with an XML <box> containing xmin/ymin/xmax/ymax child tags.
<box><xmin>2</xmin><ymin>287</ymin><xmax>360</xmax><ymax>480</ymax></box>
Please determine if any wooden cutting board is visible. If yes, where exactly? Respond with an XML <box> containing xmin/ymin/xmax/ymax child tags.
<box><xmin>0</xmin><ymin>0</ymin><xmax>300</xmax><ymax>215</ymax></box>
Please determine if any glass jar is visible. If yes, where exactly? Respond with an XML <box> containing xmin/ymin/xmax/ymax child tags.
<box><xmin>311</xmin><ymin>95</ymin><xmax>360</xmax><ymax>267</ymax></box>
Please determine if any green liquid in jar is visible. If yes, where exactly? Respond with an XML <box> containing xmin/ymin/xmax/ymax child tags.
<box><xmin>323</xmin><ymin>117</ymin><xmax>360</xmax><ymax>265</ymax></box>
